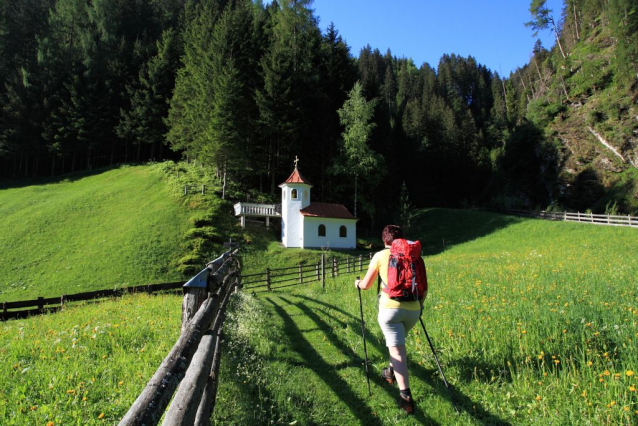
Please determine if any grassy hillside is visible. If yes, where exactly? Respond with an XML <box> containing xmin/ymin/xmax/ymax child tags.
<box><xmin>0</xmin><ymin>165</ymin><xmax>192</xmax><ymax>302</ymax></box>
<box><xmin>1</xmin><ymin>209</ymin><xmax>636</xmax><ymax>425</ymax></box>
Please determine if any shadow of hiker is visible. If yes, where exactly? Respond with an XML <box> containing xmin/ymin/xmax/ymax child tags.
<box><xmin>287</xmin><ymin>293</ymin><xmax>513</xmax><ymax>426</ymax></box>
<box><xmin>263</xmin><ymin>296</ymin><xmax>385</xmax><ymax>425</ymax></box>
<box><xmin>277</xmin><ymin>295</ymin><xmax>440</xmax><ymax>425</ymax></box>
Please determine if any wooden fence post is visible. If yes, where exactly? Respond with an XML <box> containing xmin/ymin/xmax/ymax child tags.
<box><xmin>266</xmin><ymin>268</ymin><xmax>271</xmax><ymax>291</ymax></box>
<box><xmin>299</xmin><ymin>263</ymin><xmax>303</xmax><ymax>285</ymax></box>
<box><xmin>201</xmin><ymin>185</ymin><xmax>205</xmax><ymax>195</ymax></box>
<box><xmin>184</xmin><ymin>185</ymin><xmax>188</xmax><ymax>195</ymax></box>
<box><xmin>37</xmin><ymin>297</ymin><xmax>44</xmax><ymax>312</ymax></box>
<box><xmin>316</xmin><ymin>262</ymin><xmax>320</xmax><ymax>281</ymax></box>
<box><xmin>321</xmin><ymin>254</ymin><xmax>325</xmax><ymax>289</ymax></box>
<box><xmin>61</xmin><ymin>294</ymin><xmax>66</xmax><ymax>309</ymax></box>
<box><xmin>359</xmin><ymin>254</ymin><xmax>362</xmax><ymax>272</ymax></box>
<box><xmin>2</xmin><ymin>302</ymin><xmax>6</xmax><ymax>321</ymax></box>
<box><xmin>346</xmin><ymin>256</ymin><xmax>350</xmax><ymax>273</ymax></box>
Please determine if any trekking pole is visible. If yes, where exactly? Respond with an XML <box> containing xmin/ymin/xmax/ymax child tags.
<box><xmin>356</xmin><ymin>277</ymin><xmax>372</xmax><ymax>396</ymax></box>
<box><xmin>419</xmin><ymin>317</ymin><xmax>459</xmax><ymax>413</ymax></box>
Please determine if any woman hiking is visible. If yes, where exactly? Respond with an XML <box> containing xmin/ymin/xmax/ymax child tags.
<box><xmin>354</xmin><ymin>224</ymin><xmax>426</xmax><ymax>415</ymax></box>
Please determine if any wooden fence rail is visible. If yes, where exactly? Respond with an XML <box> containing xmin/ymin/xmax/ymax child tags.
<box><xmin>2</xmin><ymin>281</ymin><xmax>184</xmax><ymax>321</ymax></box>
<box><xmin>241</xmin><ymin>253</ymin><xmax>372</xmax><ymax>292</ymax></box>
<box><xmin>502</xmin><ymin>208</ymin><xmax>638</xmax><ymax>228</ymax></box>
<box><xmin>119</xmin><ymin>248</ymin><xmax>241</xmax><ymax>426</ymax></box>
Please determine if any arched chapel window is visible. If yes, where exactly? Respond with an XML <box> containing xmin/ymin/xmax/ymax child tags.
<box><xmin>291</xmin><ymin>189</ymin><xmax>298</xmax><ymax>199</ymax></box>
<box><xmin>318</xmin><ymin>224</ymin><xmax>326</xmax><ymax>237</ymax></box>
<box><xmin>339</xmin><ymin>226</ymin><xmax>347</xmax><ymax>238</ymax></box>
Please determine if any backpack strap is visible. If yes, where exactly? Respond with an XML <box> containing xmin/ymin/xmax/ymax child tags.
<box><xmin>376</xmin><ymin>248</ymin><xmax>389</xmax><ymax>297</ymax></box>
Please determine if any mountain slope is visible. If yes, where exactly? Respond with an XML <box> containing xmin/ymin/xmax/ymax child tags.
<box><xmin>518</xmin><ymin>3</ymin><xmax>638</xmax><ymax>213</ymax></box>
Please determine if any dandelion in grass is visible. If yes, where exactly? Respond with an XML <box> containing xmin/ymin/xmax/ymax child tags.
<box><xmin>626</xmin><ymin>370</ymin><xmax>634</xmax><ymax>377</ymax></box>
<box><xmin>98</xmin><ymin>412</ymin><xmax>105</xmax><ymax>419</ymax></box>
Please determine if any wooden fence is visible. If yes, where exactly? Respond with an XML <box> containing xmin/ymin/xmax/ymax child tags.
<box><xmin>503</xmin><ymin>208</ymin><xmax>638</xmax><ymax>228</ymax></box>
<box><xmin>184</xmin><ymin>184</ymin><xmax>207</xmax><ymax>195</ymax></box>
<box><xmin>1</xmin><ymin>281</ymin><xmax>184</xmax><ymax>321</ymax></box>
<box><xmin>241</xmin><ymin>252</ymin><xmax>372</xmax><ymax>291</ymax></box>
<box><xmin>119</xmin><ymin>248</ymin><xmax>241</xmax><ymax>426</ymax></box>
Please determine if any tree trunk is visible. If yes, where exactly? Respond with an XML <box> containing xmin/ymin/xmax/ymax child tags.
<box><xmin>519</xmin><ymin>75</ymin><xmax>531</xmax><ymax>102</ymax></box>
<box><xmin>354</xmin><ymin>173</ymin><xmax>358</xmax><ymax>218</ymax></box>
<box><xmin>533</xmin><ymin>58</ymin><xmax>546</xmax><ymax>91</ymax></box>
<box><xmin>222</xmin><ymin>160</ymin><xmax>227</xmax><ymax>200</ymax></box>
<box><xmin>573</xmin><ymin>4</ymin><xmax>580</xmax><ymax>41</ymax></box>
<box><xmin>551</xmin><ymin>19</ymin><xmax>567</xmax><ymax>59</ymax></box>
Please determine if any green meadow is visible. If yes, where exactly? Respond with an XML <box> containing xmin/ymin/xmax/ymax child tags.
<box><xmin>0</xmin><ymin>171</ymin><xmax>636</xmax><ymax>425</ymax></box>
<box><xmin>213</xmin><ymin>212</ymin><xmax>638</xmax><ymax>425</ymax></box>
<box><xmin>0</xmin><ymin>165</ymin><xmax>191</xmax><ymax>302</ymax></box>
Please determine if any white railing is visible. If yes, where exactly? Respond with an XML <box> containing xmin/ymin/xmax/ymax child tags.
<box><xmin>503</xmin><ymin>209</ymin><xmax>637</xmax><ymax>228</ymax></box>
<box><xmin>233</xmin><ymin>202</ymin><xmax>281</xmax><ymax>217</ymax></box>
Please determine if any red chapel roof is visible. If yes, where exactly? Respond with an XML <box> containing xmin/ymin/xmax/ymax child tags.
<box><xmin>300</xmin><ymin>202</ymin><xmax>357</xmax><ymax>220</ymax></box>
<box><xmin>279</xmin><ymin>167</ymin><xmax>312</xmax><ymax>186</ymax></box>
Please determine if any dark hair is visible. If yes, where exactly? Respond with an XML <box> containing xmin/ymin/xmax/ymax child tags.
<box><xmin>382</xmin><ymin>225</ymin><xmax>403</xmax><ymax>246</ymax></box>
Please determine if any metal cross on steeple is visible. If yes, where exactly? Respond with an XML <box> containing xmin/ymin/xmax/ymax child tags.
<box><xmin>294</xmin><ymin>155</ymin><xmax>299</xmax><ymax>169</ymax></box>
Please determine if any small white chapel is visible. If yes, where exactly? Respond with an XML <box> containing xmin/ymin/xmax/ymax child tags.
<box><xmin>279</xmin><ymin>158</ymin><xmax>357</xmax><ymax>249</ymax></box>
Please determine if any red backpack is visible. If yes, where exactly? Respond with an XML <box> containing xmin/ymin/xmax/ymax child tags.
<box><xmin>383</xmin><ymin>239</ymin><xmax>427</xmax><ymax>301</ymax></box>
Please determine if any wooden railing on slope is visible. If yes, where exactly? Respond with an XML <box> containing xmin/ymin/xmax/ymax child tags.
<box><xmin>502</xmin><ymin>208</ymin><xmax>638</xmax><ymax>228</ymax></box>
<box><xmin>119</xmin><ymin>248</ymin><xmax>241</xmax><ymax>426</ymax></box>
<box><xmin>1</xmin><ymin>281</ymin><xmax>184</xmax><ymax>321</ymax></box>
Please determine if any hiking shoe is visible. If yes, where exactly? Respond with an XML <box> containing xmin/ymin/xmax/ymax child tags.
<box><xmin>381</xmin><ymin>367</ymin><xmax>396</xmax><ymax>385</ymax></box>
<box><xmin>398</xmin><ymin>394</ymin><xmax>415</xmax><ymax>415</ymax></box>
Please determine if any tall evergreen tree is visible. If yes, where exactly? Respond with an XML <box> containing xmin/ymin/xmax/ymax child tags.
<box><xmin>118</xmin><ymin>28</ymin><xmax>180</xmax><ymax>161</ymax></box>
<box><xmin>526</xmin><ymin>0</ymin><xmax>567</xmax><ymax>59</ymax></box>
<box><xmin>255</xmin><ymin>0</ymin><xmax>322</xmax><ymax>193</ymax></box>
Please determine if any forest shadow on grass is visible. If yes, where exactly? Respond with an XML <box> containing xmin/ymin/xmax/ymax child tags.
<box><xmin>409</xmin><ymin>208</ymin><xmax>524</xmax><ymax>256</ymax></box>
<box><xmin>0</xmin><ymin>164</ymin><xmax>130</xmax><ymax>190</ymax></box>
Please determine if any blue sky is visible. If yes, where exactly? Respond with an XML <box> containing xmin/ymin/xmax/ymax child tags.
<box><xmin>311</xmin><ymin>0</ymin><xmax>566</xmax><ymax>76</ymax></box>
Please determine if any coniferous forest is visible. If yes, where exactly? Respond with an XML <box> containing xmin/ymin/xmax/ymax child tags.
<box><xmin>1</xmin><ymin>0</ymin><xmax>637</xmax><ymax>225</ymax></box>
